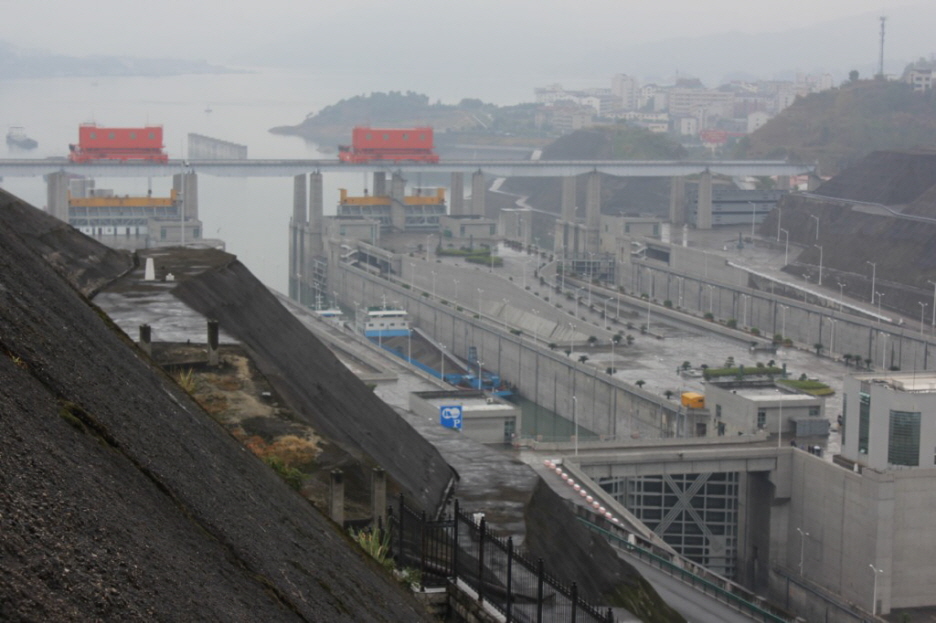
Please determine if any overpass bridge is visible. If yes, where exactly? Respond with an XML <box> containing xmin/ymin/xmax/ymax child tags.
<box><xmin>0</xmin><ymin>157</ymin><xmax>815</xmax><ymax>179</ymax></box>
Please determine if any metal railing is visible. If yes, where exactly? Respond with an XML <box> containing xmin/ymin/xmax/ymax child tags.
<box><xmin>388</xmin><ymin>496</ymin><xmax>614</xmax><ymax>623</ymax></box>
<box><xmin>579</xmin><ymin>519</ymin><xmax>793</xmax><ymax>623</ymax></box>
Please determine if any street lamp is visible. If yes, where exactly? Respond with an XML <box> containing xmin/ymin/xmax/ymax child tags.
<box><xmin>749</xmin><ymin>201</ymin><xmax>757</xmax><ymax>239</ymax></box>
<box><xmin>810</xmin><ymin>214</ymin><xmax>820</xmax><ymax>240</ymax></box>
<box><xmin>776</xmin><ymin>204</ymin><xmax>782</xmax><ymax>242</ymax></box>
<box><xmin>572</xmin><ymin>395</ymin><xmax>578</xmax><ymax>456</ymax></box>
<box><xmin>928</xmin><ymin>280</ymin><xmax>936</xmax><ymax>329</ymax></box>
<box><xmin>796</xmin><ymin>528</ymin><xmax>809</xmax><ymax>576</ymax></box>
<box><xmin>867</xmin><ymin>261</ymin><xmax>877</xmax><ymax>304</ymax></box>
<box><xmin>780</xmin><ymin>228</ymin><xmax>789</xmax><ymax>266</ymax></box>
<box><xmin>869</xmin><ymin>564</ymin><xmax>884</xmax><ymax>616</ymax></box>
<box><xmin>815</xmin><ymin>244</ymin><xmax>823</xmax><ymax>286</ymax></box>
<box><xmin>920</xmin><ymin>301</ymin><xmax>928</xmax><ymax>337</ymax></box>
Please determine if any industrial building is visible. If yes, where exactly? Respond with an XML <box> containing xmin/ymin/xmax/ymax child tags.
<box><xmin>409</xmin><ymin>390</ymin><xmax>520</xmax><ymax>444</ymax></box>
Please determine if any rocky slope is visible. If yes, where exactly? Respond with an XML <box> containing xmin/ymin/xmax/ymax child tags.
<box><xmin>0</xmin><ymin>189</ymin><xmax>435</xmax><ymax>622</ymax></box>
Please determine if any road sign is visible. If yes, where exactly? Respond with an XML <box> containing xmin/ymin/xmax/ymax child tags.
<box><xmin>439</xmin><ymin>405</ymin><xmax>463</xmax><ymax>430</ymax></box>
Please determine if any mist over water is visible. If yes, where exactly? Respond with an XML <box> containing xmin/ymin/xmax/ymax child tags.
<box><xmin>0</xmin><ymin>67</ymin><xmax>536</xmax><ymax>292</ymax></box>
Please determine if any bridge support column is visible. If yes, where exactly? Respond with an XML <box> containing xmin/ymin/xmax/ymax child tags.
<box><xmin>173</xmin><ymin>171</ymin><xmax>199</xmax><ymax>221</ymax></box>
<box><xmin>585</xmin><ymin>171</ymin><xmax>601</xmax><ymax>253</ymax></box>
<box><xmin>289</xmin><ymin>174</ymin><xmax>308</xmax><ymax>302</ymax></box>
<box><xmin>471</xmin><ymin>170</ymin><xmax>486</xmax><ymax>217</ymax></box>
<box><xmin>390</xmin><ymin>173</ymin><xmax>407</xmax><ymax>231</ymax></box>
<box><xmin>450</xmin><ymin>172</ymin><xmax>464</xmax><ymax>216</ymax></box>
<box><xmin>309</xmin><ymin>171</ymin><xmax>324</xmax><ymax>257</ymax></box>
<box><xmin>46</xmin><ymin>170</ymin><xmax>69</xmax><ymax>222</ymax></box>
<box><xmin>697</xmin><ymin>169</ymin><xmax>713</xmax><ymax>230</ymax></box>
<box><xmin>373</xmin><ymin>172</ymin><xmax>386</xmax><ymax>197</ymax></box>
<box><xmin>669</xmin><ymin>175</ymin><xmax>686</xmax><ymax>226</ymax></box>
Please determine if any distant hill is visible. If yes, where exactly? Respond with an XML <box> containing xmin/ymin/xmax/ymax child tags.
<box><xmin>735</xmin><ymin>80</ymin><xmax>936</xmax><ymax>175</ymax></box>
<box><xmin>0</xmin><ymin>39</ymin><xmax>233</xmax><ymax>78</ymax></box>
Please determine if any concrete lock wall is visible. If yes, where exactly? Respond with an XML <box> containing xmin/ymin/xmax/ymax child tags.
<box><xmin>333</xmin><ymin>263</ymin><xmax>679</xmax><ymax>439</ymax></box>
<box><xmin>623</xmin><ymin>252</ymin><xmax>934</xmax><ymax>374</ymax></box>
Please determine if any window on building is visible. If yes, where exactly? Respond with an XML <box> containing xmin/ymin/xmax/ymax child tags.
<box><xmin>757</xmin><ymin>410</ymin><xmax>766</xmax><ymax>428</ymax></box>
<box><xmin>858</xmin><ymin>392</ymin><xmax>870</xmax><ymax>454</ymax></box>
<box><xmin>888</xmin><ymin>410</ymin><xmax>921</xmax><ymax>466</ymax></box>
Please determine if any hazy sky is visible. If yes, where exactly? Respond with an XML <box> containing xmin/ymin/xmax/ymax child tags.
<box><xmin>1</xmin><ymin>0</ymin><xmax>918</xmax><ymax>60</ymax></box>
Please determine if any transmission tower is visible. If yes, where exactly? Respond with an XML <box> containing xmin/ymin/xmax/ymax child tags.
<box><xmin>878</xmin><ymin>16</ymin><xmax>887</xmax><ymax>78</ymax></box>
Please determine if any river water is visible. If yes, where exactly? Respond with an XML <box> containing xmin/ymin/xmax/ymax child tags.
<box><xmin>0</xmin><ymin>67</ymin><xmax>532</xmax><ymax>292</ymax></box>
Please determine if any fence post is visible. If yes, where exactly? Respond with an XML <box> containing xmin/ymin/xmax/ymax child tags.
<box><xmin>420</xmin><ymin>510</ymin><xmax>428</xmax><ymax>585</ymax></box>
<box><xmin>398</xmin><ymin>493</ymin><xmax>405</xmax><ymax>567</ymax></box>
<box><xmin>452</xmin><ymin>500</ymin><xmax>459</xmax><ymax>581</ymax></box>
<box><xmin>570</xmin><ymin>582</ymin><xmax>578</xmax><ymax>623</ymax></box>
<box><xmin>386</xmin><ymin>506</ymin><xmax>394</xmax><ymax>559</ymax></box>
<box><xmin>506</xmin><ymin>537</ymin><xmax>514</xmax><ymax>623</ymax></box>
<box><xmin>537</xmin><ymin>558</ymin><xmax>545</xmax><ymax>623</ymax></box>
<box><xmin>478</xmin><ymin>517</ymin><xmax>486</xmax><ymax>604</ymax></box>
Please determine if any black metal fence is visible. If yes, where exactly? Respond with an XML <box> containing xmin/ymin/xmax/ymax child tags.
<box><xmin>388</xmin><ymin>496</ymin><xmax>613</xmax><ymax>623</ymax></box>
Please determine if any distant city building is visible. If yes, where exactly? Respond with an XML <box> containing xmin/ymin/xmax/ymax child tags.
<box><xmin>906</xmin><ymin>68</ymin><xmax>933</xmax><ymax>92</ymax></box>
<box><xmin>612</xmin><ymin>73</ymin><xmax>640</xmax><ymax>110</ymax></box>
<box><xmin>747</xmin><ymin>111</ymin><xmax>771</xmax><ymax>133</ymax></box>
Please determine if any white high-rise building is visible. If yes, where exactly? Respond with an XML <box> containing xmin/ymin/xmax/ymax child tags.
<box><xmin>612</xmin><ymin>74</ymin><xmax>640</xmax><ymax>110</ymax></box>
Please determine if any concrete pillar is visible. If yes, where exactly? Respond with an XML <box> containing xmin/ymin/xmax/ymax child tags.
<box><xmin>390</xmin><ymin>173</ymin><xmax>407</xmax><ymax>231</ymax></box>
<box><xmin>138</xmin><ymin>324</ymin><xmax>152</xmax><ymax>357</ymax></box>
<box><xmin>307</xmin><ymin>172</ymin><xmax>324</xmax><ymax>257</ymax></box>
<box><xmin>46</xmin><ymin>170</ymin><xmax>69</xmax><ymax>222</ymax></box>
<box><xmin>669</xmin><ymin>176</ymin><xmax>686</xmax><ymax>226</ymax></box>
<box><xmin>471</xmin><ymin>170</ymin><xmax>486</xmax><ymax>217</ymax></box>
<box><xmin>373</xmin><ymin>172</ymin><xmax>386</xmax><ymax>197</ymax></box>
<box><xmin>697</xmin><ymin>170</ymin><xmax>713</xmax><ymax>230</ymax></box>
<box><xmin>585</xmin><ymin>171</ymin><xmax>601</xmax><ymax>253</ymax></box>
<box><xmin>289</xmin><ymin>174</ymin><xmax>307</xmax><ymax>301</ymax></box>
<box><xmin>561</xmin><ymin>176</ymin><xmax>576</xmax><ymax>222</ymax></box>
<box><xmin>207</xmin><ymin>319</ymin><xmax>220</xmax><ymax>367</ymax></box>
<box><xmin>173</xmin><ymin>172</ymin><xmax>199</xmax><ymax>222</ymax></box>
<box><xmin>144</xmin><ymin>256</ymin><xmax>156</xmax><ymax>281</ymax></box>
<box><xmin>329</xmin><ymin>469</ymin><xmax>345</xmax><ymax>525</ymax></box>
<box><xmin>450</xmin><ymin>172</ymin><xmax>464</xmax><ymax>216</ymax></box>
<box><xmin>371</xmin><ymin>467</ymin><xmax>387</xmax><ymax>527</ymax></box>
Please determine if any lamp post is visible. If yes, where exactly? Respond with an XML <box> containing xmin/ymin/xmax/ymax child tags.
<box><xmin>796</xmin><ymin>528</ymin><xmax>809</xmax><ymax>576</ymax></box>
<box><xmin>749</xmin><ymin>201</ymin><xmax>757</xmax><ymax>239</ymax></box>
<box><xmin>810</xmin><ymin>214</ymin><xmax>819</xmax><ymax>240</ymax></box>
<box><xmin>929</xmin><ymin>280</ymin><xmax>936</xmax><ymax>329</ymax></box>
<box><xmin>867</xmin><ymin>261</ymin><xmax>877</xmax><ymax>303</ymax></box>
<box><xmin>815</xmin><ymin>245</ymin><xmax>823</xmax><ymax>286</ymax></box>
<box><xmin>477</xmin><ymin>360</ymin><xmax>484</xmax><ymax>390</ymax></box>
<box><xmin>572</xmin><ymin>395</ymin><xmax>578</xmax><ymax>456</ymax></box>
<box><xmin>869</xmin><ymin>564</ymin><xmax>884</xmax><ymax>616</ymax></box>
<box><xmin>837</xmin><ymin>281</ymin><xmax>846</xmax><ymax>311</ymax></box>
<box><xmin>431</xmin><ymin>270</ymin><xmax>437</xmax><ymax>299</ymax></box>
<box><xmin>776</xmin><ymin>204</ymin><xmax>782</xmax><ymax>242</ymax></box>
<box><xmin>920</xmin><ymin>301</ymin><xmax>928</xmax><ymax>337</ymax></box>
<box><xmin>780</xmin><ymin>228</ymin><xmax>789</xmax><ymax>266</ymax></box>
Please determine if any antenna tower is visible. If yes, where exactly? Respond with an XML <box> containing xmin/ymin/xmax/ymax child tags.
<box><xmin>878</xmin><ymin>16</ymin><xmax>887</xmax><ymax>78</ymax></box>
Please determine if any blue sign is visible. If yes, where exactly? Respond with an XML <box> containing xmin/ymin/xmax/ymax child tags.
<box><xmin>439</xmin><ymin>405</ymin><xmax>463</xmax><ymax>430</ymax></box>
